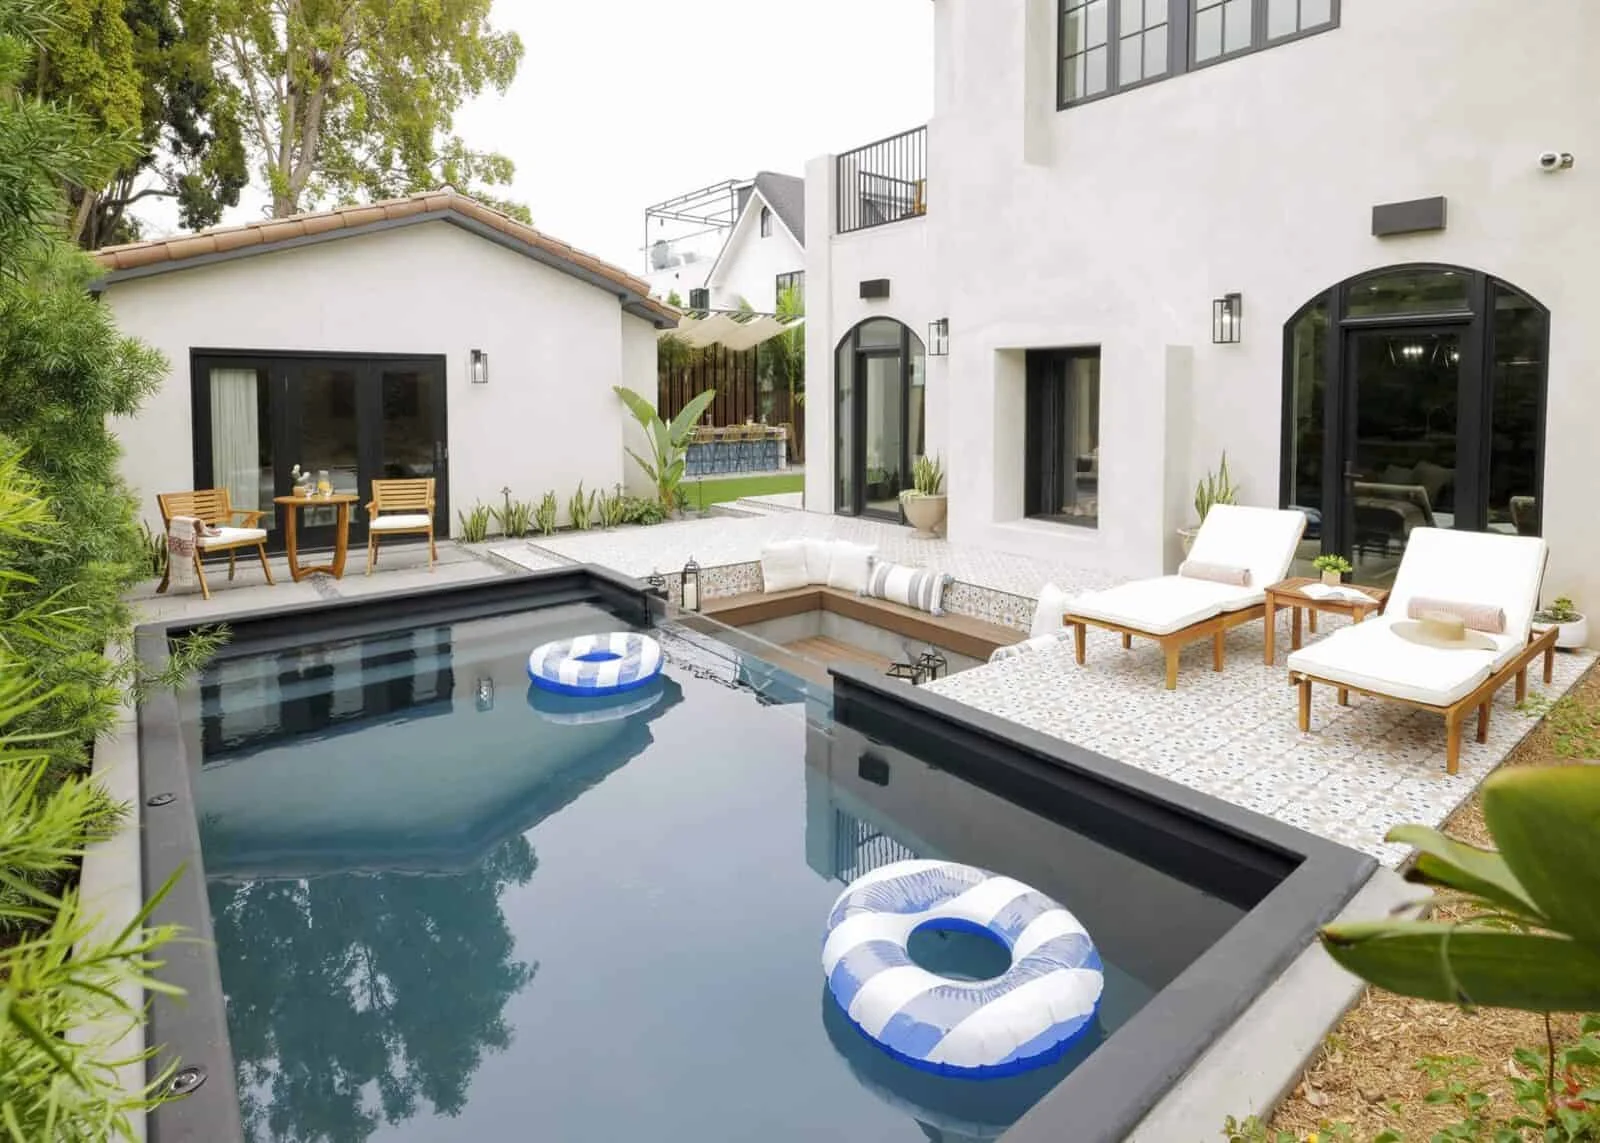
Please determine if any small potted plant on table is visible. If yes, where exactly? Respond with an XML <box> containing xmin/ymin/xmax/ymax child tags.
<box><xmin>1179</xmin><ymin>452</ymin><xmax>1237</xmax><ymax>555</ymax></box>
<box><xmin>900</xmin><ymin>454</ymin><xmax>947</xmax><ymax>537</ymax></box>
<box><xmin>1533</xmin><ymin>596</ymin><xmax>1588</xmax><ymax>650</ymax></box>
<box><xmin>1312</xmin><ymin>554</ymin><xmax>1353</xmax><ymax>586</ymax></box>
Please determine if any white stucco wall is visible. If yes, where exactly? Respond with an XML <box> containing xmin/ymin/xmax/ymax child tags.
<box><xmin>103</xmin><ymin>221</ymin><xmax>661</xmax><ymax>532</ymax></box>
<box><xmin>808</xmin><ymin>0</ymin><xmax>1600</xmax><ymax>623</ymax></box>
<box><xmin>707</xmin><ymin>192</ymin><xmax>805</xmax><ymax>313</ymax></box>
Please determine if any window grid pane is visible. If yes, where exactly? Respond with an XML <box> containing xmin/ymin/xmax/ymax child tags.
<box><xmin>1194</xmin><ymin>0</ymin><xmax>1252</xmax><ymax>61</ymax></box>
<box><xmin>1061</xmin><ymin>0</ymin><xmax>1110</xmax><ymax>101</ymax></box>
<box><xmin>1118</xmin><ymin>0</ymin><xmax>1169</xmax><ymax>84</ymax></box>
<box><xmin>1269</xmin><ymin>0</ymin><xmax>1334</xmax><ymax>40</ymax></box>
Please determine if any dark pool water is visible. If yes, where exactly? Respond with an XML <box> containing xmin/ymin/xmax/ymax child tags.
<box><xmin>191</xmin><ymin>601</ymin><xmax>1243</xmax><ymax>1143</ymax></box>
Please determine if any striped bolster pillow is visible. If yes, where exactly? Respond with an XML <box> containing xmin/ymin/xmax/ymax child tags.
<box><xmin>1179</xmin><ymin>560</ymin><xmax>1251</xmax><ymax>587</ymax></box>
<box><xmin>864</xmin><ymin>560</ymin><xmax>952</xmax><ymax>616</ymax></box>
<box><xmin>1407</xmin><ymin>596</ymin><xmax>1506</xmax><ymax>634</ymax></box>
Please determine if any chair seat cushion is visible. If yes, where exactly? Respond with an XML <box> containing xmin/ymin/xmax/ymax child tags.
<box><xmin>196</xmin><ymin>527</ymin><xmax>266</xmax><ymax>548</ymax></box>
<box><xmin>370</xmin><ymin>514</ymin><xmax>432</xmax><ymax>532</ymax></box>
<box><xmin>1286</xmin><ymin>616</ymin><xmax>1523</xmax><ymax>707</ymax></box>
<box><xmin>1069</xmin><ymin>576</ymin><xmax>1261</xmax><ymax>636</ymax></box>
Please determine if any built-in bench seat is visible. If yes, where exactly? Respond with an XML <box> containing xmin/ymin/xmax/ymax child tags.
<box><xmin>703</xmin><ymin>586</ymin><xmax>1019</xmax><ymax>662</ymax></box>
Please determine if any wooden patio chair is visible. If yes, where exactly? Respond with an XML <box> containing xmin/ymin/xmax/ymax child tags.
<box><xmin>156</xmin><ymin>489</ymin><xmax>274</xmax><ymax>601</ymax></box>
<box><xmin>366</xmin><ymin>478</ymin><xmax>436</xmax><ymax>574</ymax></box>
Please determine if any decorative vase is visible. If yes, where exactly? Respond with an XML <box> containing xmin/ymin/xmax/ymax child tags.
<box><xmin>1321</xmin><ymin>569</ymin><xmax>1341</xmax><ymax>586</ymax></box>
<box><xmin>900</xmin><ymin>492</ymin><xmax>948</xmax><ymax>538</ymax></box>
<box><xmin>1533</xmin><ymin>613</ymin><xmax>1589</xmax><ymax>650</ymax></box>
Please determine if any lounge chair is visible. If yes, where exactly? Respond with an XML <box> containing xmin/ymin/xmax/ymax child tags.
<box><xmin>1063</xmin><ymin>505</ymin><xmax>1308</xmax><ymax>689</ymax></box>
<box><xmin>1287</xmin><ymin>528</ymin><xmax>1556</xmax><ymax>774</ymax></box>
<box><xmin>156</xmin><ymin>489</ymin><xmax>275</xmax><ymax>601</ymax></box>
<box><xmin>366</xmin><ymin>478</ymin><xmax>437</xmax><ymax>574</ymax></box>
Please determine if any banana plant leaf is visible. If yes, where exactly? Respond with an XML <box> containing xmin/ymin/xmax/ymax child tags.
<box><xmin>1320</xmin><ymin>922</ymin><xmax>1600</xmax><ymax>1011</ymax></box>
<box><xmin>1388</xmin><ymin>824</ymin><xmax>1545</xmax><ymax>925</ymax></box>
<box><xmin>1482</xmin><ymin>767</ymin><xmax>1600</xmax><ymax>946</ymax></box>
<box><xmin>668</xmin><ymin>389</ymin><xmax>718</xmax><ymax>445</ymax></box>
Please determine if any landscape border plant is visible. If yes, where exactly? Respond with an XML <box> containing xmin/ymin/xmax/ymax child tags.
<box><xmin>613</xmin><ymin>386</ymin><xmax>718</xmax><ymax>510</ymax></box>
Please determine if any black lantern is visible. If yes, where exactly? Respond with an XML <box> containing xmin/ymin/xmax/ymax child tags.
<box><xmin>928</xmin><ymin>318</ymin><xmax>949</xmax><ymax>357</ymax></box>
<box><xmin>886</xmin><ymin>661</ymin><xmax>921</xmax><ymax>685</ymax></box>
<box><xmin>646</xmin><ymin>567</ymin><xmax>668</xmax><ymax>599</ymax></box>
<box><xmin>475</xmin><ymin>677</ymin><xmax>494</xmax><ymax>712</ymax></box>
<box><xmin>680</xmin><ymin>557</ymin><xmax>702</xmax><ymax>612</ymax></box>
<box><xmin>1211</xmin><ymin>293</ymin><xmax>1243</xmax><ymax>344</ymax></box>
<box><xmin>915</xmin><ymin>647</ymin><xmax>949</xmax><ymax>682</ymax></box>
<box><xmin>470</xmin><ymin>348</ymin><xmax>489</xmax><ymax>384</ymax></box>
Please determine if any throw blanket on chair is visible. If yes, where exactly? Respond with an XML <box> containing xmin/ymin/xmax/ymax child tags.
<box><xmin>166</xmin><ymin>516</ymin><xmax>217</xmax><ymax>591</ymax></box>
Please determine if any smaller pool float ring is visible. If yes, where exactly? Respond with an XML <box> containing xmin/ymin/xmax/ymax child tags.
<box><xmin>822</xmin><ymin>859</ymin><xmax>1103</xmax><ymax>1078</ymax></box>
<box><xmin>525</xmin><ymin>681</ymin><xmax>665</xmax><ymax>725</ymax></box>
<box><xmin>527</xmin><ymin>632</ymin><xmax>663</xmax><ymax>697</ymax></box>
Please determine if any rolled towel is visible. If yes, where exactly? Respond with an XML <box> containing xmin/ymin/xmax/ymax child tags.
<box><xmin>1406</xmin><ymin>596</ymin><xmax>1506</xmax><ymax>634</ymax></box>
<box><xmin>1179</xmin><ymin>560</ymin><xmax>1251</xmax><ymax>587</ymax></box>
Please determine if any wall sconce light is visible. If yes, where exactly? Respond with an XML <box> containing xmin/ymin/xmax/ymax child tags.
<box><xmin>1211</xmin><ymin>293</ymin><xmax>1243</xmax><ymax>344</ymax></box>
<box><xmin>470</xmin><ymin>349</ymin><xmax>489</xmax><ymax>384</ymax></box>
<box><xmin>475</xmin><ymin>677</ymin><xmax>495</xmax><ymax>712</ymax></box>
<box><xmin>928</xmin><ymin>318</ymin><xmax>949</xmax><ymax>357</ymax></box>
<box><xmin>680</xmin><ymin>557</ymin><xmax>702</xmax><ymax>612</ymax></box>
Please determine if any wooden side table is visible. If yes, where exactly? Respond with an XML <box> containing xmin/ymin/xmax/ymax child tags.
<box><xmin>274</xmin><ymin>493</ymin><xmax>360</xmax><ymax>582</ymax></box>
<box><xmin>1264</xmin><ymin>577</ymin><xmax>1390</xmax><ymax>666</ymax></box>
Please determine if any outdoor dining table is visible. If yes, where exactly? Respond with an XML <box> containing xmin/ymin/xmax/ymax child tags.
<box><xmin>273</xmin><ymin>493</ymin><xmax>360</xmax><ymax>581</ymax></box>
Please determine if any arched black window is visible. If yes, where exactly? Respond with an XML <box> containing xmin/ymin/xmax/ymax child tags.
<box><xmin>1282</xmin><ymin>264</ymin><xmax>1548</xmax><ymax>584</ymax></box>
<box><xmin>834</xmin><ymin>320</ymin><xmax>926</xmax><ymax>518</ymax></box>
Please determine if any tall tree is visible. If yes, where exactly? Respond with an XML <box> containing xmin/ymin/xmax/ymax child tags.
<box><xmin>216</xmin><ymin>0</ymin><xmax>524</xmax><ymax>219</ymax></box>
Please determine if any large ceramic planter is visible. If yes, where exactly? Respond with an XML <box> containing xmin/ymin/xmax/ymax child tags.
<box><xmin>1533</xmin><ymin>613</ymin><xmax>1589</xmax><ymax>650</ymax></box>
<box><xmin>900</xmin><ymin>493</ymin><xmax>948</xmax><ymax>538</ymax></box>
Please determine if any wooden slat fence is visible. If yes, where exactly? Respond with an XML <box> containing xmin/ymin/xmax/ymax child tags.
<box><xmin>659</xmin><ymin>345</ymin><xmax>806</xmax><ymax>463</ymax></box>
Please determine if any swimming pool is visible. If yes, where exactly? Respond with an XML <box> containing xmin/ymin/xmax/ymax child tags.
<box><xmin>135</xmin><ymin>569</ymin><xmax>1375</xmax><ymax>1142</ymax></box>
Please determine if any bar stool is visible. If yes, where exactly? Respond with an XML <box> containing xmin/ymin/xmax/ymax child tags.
<box><xmin>712</xmin><ymin>427</ymin><xmax>739</xmax><ymax>474</ymax></box>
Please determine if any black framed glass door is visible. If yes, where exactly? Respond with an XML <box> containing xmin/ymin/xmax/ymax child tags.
<box><xmin>193</xmin><ymin>353</ymin><xmax>449</xmax><ymax>552</ymax></box>
<box><xmin>834</xmin><ymin>320</ymin><xmax>926</xmax><ymax>519</ymax></box>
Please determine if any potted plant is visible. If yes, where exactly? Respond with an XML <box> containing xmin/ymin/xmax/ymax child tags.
<box><xmin>1533</xmin><ymin>596</ymin><xmax>1588</xmax><ymax>650</ymax></box>
<box><xmin>900</xmin><ymin>454</ymin><xmax>947</xmax><ymax>537</ymax></box>
<box><xmin>1312</xmin><ymin>554</ymin><xmax>1353</xmax><ymax>586</ymax></box>
<box><xmin>1179</xmin><ymin>452</ymin><xmax>1237</xmax><ymax>555</ymax></box>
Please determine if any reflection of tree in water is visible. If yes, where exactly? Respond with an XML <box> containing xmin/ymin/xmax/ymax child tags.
<box><xmin>210</xmin><ymin>835</ymin><xmax>539</xmax><ymax>1143</ymax></box>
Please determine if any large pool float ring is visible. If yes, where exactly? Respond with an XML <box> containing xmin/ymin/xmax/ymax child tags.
<box><xmin>821</xmin><ymin>859</ymin><xmax>1103</xmax><ymax>1077</ymax></box>
<box><xmin>527</xmin><ymin>632</ymin><xmax>663</xmax><ymax>697</ymax></box>
<box><xmin>525</xmin><ymin>681</ymin><xmax>665</xmax><ymax>725</ymax></box>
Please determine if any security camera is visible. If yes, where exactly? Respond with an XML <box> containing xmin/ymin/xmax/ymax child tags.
<box><xmin>1539</xmin><ymin>151</ymin><xmax>1575</xmax><ymax>172</ymax></box>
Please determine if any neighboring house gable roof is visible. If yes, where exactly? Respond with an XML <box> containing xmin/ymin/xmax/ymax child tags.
<box><xmin>702</xmin><ymin>171</ymin><xmax>806</xmax><ymax>298</ymax></box>
<box><xmin>91</xmin><ymin>191</ymin><xmax>679</xmax><ymax>328</ymax></box>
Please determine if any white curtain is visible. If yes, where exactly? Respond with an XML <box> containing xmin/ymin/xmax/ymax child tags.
<box><xmin>210</xmin><ymin>368</ymin><xmax>261</xmax><ymax>515</ymax></box>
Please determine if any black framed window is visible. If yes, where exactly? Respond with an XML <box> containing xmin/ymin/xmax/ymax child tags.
<box><xmin>759</xmin><ymin>206</ymin><xmax>773</xmax><ymax>238</ymax></box>
<box><xmin>1059</xmin><ymin>0</ymin><xmax>1336</xmax><ymax>107</ymax></box>
<box><xmin>775</xmin><ymin>271</ymin><xmax>805</xmax><ymax>313</ymax></box>
<box><xmin>688</xmin><ymin>287</ymin><xmax>710</xmax><ymax>311</ymax></box>
<box><xmin>1025</xmin><ymin>349</ymin><xmax>1101</xmax><ymax>527</ymax></box>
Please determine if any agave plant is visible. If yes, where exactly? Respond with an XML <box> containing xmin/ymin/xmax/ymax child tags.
<box><xmin>1194</xmin><ymin>452</ymin><xmax>1238</xmax><ymax>524</ymax></box>
<box><xmin>613</xmin><ymin>386</ymin><xmax>719</xmax><ymax>510</ymax></box>
<box><xmin>457</xmin><ymin>503</ymin><xmax>492</xmax><ymax>543</ymax></box>
<box><xmin>597</xmin><ymin>484</ymin><xmax>629</xmax><ymax>530</ymax></box>
<box><xmin>1320</xmin><ymin>765</ymin><xmax>1600</xmax><ymax>1012</ymax></box>
<box><xmin>567</xmin><ymin>483</ymin><xmax>597</xmax><ymax>531</ymax></box>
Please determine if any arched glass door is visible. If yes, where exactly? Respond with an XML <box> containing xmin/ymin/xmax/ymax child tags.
<box><xmin>835</xmin><ymin>319</ymin><xmax>926</xmax><ymax>519</ymax></box>
<box><xmin>1282</xmin><ymin>266</ymin><xmax>1548</xmax><ymax>585</ymax></box>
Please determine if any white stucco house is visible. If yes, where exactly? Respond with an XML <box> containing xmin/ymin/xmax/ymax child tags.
<box><xmin>643</xmin><ymin>173</ymin><xmax>806</xmax><ymax>314</ymax></box>
<box><xmin>92</xmin><ymin>192</ymin><xmax>677</xmax><ymax>544</ymax></box>
<box><xmin>804</xmin><ymin>0</ymin><xmax>1597</xmax><ymax>634</ymax></box>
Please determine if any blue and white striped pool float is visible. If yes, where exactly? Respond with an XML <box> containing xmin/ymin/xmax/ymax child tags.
<box><xmin>526</xmin><ymin>632</ymin><xmax>663</xmax><ymax>697</ymax></box>
<box><xmin>821</xmin><ymin>859</ymin><xmax>1103</xmax><ymax>1077</ymax></box>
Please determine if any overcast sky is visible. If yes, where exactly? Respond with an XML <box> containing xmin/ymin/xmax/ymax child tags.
<box><xmin>141</xmin><ymin>0</ymin><xmax>932</xmax><ymax>273</ymax></box>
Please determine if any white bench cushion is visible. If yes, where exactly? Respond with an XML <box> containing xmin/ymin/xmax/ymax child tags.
<box><xmin>370</xmin><ymin>514</ymin><xmax>432</xmax><ymax>532</ymax></box>
<box><xmin>759</xmin><ymin>540</ymin><xmax>809</xmax><ymax>593</ymax></box>
<box><xmin>196</xmin><ymin>527</ymin><xmax>266</xmax><ymax>548</ymax></box>
<box><xmin>1287</xmin><ymin>615</ymin><xmax>1523</xmax><ymax>707</ymax></box>
<box><xmin>1070</xmin><ymin>576</ymin><xmax>1261</xmax><ymax>636</ymax></box>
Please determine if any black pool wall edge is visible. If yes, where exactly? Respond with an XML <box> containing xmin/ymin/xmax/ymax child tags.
<box><xmin>134</xmin><ymin>565</ymin><xmax>656</xmax><ymax>1143</ymax></box>
<box><xmin>828</xmin><ymin>665</ymin><xmax>1378</xmax><ymax>1143</ymax></box>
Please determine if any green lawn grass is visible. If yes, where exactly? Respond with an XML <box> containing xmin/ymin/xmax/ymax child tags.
<box><xmin>684</xmin><ymin>472</ymin><xmax>804</xmax><ymax>512</ymax></box>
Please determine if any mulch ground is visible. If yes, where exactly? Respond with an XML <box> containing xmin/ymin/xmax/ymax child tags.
<box><xmin>1264</xmin><ymin>660</ymin><xmax>1600</xmax><ymax>1142</ymax></box>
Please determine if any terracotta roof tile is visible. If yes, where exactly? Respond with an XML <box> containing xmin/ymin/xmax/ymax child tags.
<box><xmin>94</xmin><ymin>191</ymin><xmax>679</xmax><ymax>325</ymax></box>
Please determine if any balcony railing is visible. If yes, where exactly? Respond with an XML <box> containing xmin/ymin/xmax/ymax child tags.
<box><xmin>836</xmin><ymin>126</ymin><xmax>927</xmax><ymax>235</ymax></box>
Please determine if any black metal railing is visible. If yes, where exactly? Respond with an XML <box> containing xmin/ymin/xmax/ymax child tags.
<box><xmin>836</xmin><ymin>126</ymin><xmax>927</xmax><ymax>234</ymax></box>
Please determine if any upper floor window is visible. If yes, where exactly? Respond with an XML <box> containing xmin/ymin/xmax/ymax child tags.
<box><xmin>759</xmin><ymin>206</ymin><xmax>773</xmax><ymax>237</ymax></box>
<box><xmin>1060</xmin><ymin>0</ymin><xmax>1336</xmax><ymax>107</ymax></box>
<box><xmin>688</xmin><ymin>287</ymin><xmax>710</xmax><ymax>311</ymax></box>
<box><xmin>775</xmin><ymin>271</ymin><xmax>805</xmax><ymax>313</ymax></box>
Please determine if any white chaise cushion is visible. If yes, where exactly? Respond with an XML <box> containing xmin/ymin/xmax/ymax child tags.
<box><xmin>1387</xmin><ymin>528</ymin><xmax>1548</xmax><ymax>640</ymax></box>
<box><xmin>369</xmin><ymin>514</ymin><xmax>432</xmax><ymax>532</ymax></box>
<box><xmin>1069</xmin><ymin>576</ymin><xmax>1260</xmax><ymax>636</ymax></box>
<box><xmin>1187</xmin><ymin>504</ymin><xmax>1308</xmax><ymax>593</ymax></box>
<box><xmin>759</xmin><ymin>540</ymin><xmax>810</xmax><ymax>593</ymax></box>
<box><xmin>1286</xmin><ymin>615</ymin><xmax>1524</xmax><ymax>708</ymax></box>
<box><xmin>196</xmin><ymin>527</ymin><xmax>266</xmax><ymax>547</ymax></box>
<box><xmin>1031</xmin><ymin>583</ymin><xmax>1072</xmax><ymax>638</ymax></box>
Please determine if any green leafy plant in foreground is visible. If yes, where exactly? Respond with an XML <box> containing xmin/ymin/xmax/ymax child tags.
<box><xmin>567</xmin><ymin>482</ymin><xmax>597</xmax><ymax>531</ymax></box>
<box><xmin>621</xmin><ymin>496</ymin><xmax>667</xmax><ymax>526</ymax></box>
<box><xmin>596</xmin><ymin>484</ymin><xmax>628</xmax><ymax>530</ymax></box>
<box><xmin>613</xmin><ymin>385</ymin><xmax>719</xmax><ymax>510</ymax></box>
<box><xmin>458</xmin><ymin>502</ymin><xmax>491</xmax><ymax>543</ymax></box>
<box><xmin>534</xmin><ymin>491</ymin><xmax>559</xmax><ymax>537</ymax></box>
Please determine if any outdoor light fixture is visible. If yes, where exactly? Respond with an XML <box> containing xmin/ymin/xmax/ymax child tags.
<box><xmin>475</xmin><ymin>677</ymin><xmax>495</xmax><ymax>712</ymax></box>
<box><xmin>470</xmin><ymin>349</ymin><xmax>489</xmax><ymax>385</ymax></box>
<box><xmin>680</xmin><ymin>557</ymin><xmax>702</xmax><ymax>612</ymax></box>
<box><xmin>929</xmin><ymin>318</ymin><xmax>949</xmax><ymax>357</ymax></box>
<box><xmin>1212</xmin><ymin>294</ymin><xmax>1243</xmax><ymax>344</ymax></box>
<box><xmin>646</xmin><ymin>568</ymin><xmax>668</xmax><ymax>599</ymax></box>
